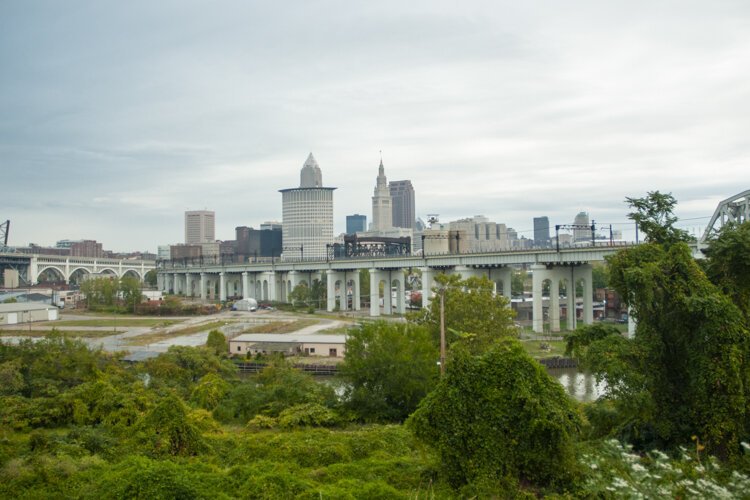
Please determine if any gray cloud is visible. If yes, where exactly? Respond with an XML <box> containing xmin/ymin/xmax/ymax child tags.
<box><xmin>2</xmin><ymin>1</ymin><xmax>749</xmax><ymax>251</ymax></box>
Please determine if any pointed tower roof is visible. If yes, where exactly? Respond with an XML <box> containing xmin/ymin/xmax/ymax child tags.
<box><xmin>300</xmin><ymin>152</ymin><xmax>323</xmax><ymax>188</ymax></box>
<box><xmin>304</xmin><ymin>152</ymin><xmax>318</xmax><ymax>168</ymax></box>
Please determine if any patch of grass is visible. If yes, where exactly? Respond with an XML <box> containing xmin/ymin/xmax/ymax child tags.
<box><xmin>0</xmin><ymin>329</ymin><xmax>118</xmax><ymax>338</ymax></box>
<box><xmin>318</xmin><ymin>324</ymin><xmax>353</xmax><ymax>334</ymax></box>
<box><xmin>127</xmin><ymin>320</ymin><xmax>232</xmax><ymax>345</ymax></box>
<box><xmin>52</xmin><ymin>319</ymin><xmax>181</xmax><ymax>327</ymax></box>
<box><xmin>521</xmin><ymin>339</ymin><xmax>567</xmax><ymax>359</ymax></box>
<box><xmin>242</xmin><ymin>319</ymin><xmax>318</xmax><ymax>334</ymax></box>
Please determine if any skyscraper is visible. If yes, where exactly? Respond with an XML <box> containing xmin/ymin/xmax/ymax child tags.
<box><xmin>184</xmin><ymin>210</ymin><xmax>215</xmax><ymax>244</ymax></box>
<box><xmin>346</xmin><ymin>214</ymin><xmax>367</xmax><ymax>234</ymax></box>
<box><xmin>389</xmin><ymin>180</ymin><xmax>415</xmax><ymax>229</ymax></box>
<box><xmin>371</xmin><ymin>159</ymin><xmax>392</xmax><ymax>231</ymax></box>
<box><xmin>533</xmin><ymin>216</ymin><xmax>550</xmax><ymax>247</ymax></box>
<box><xmin>279</xmin><ymin>153</ymin><xmax>335</xmax><ymax>261</ymax></box>
<box><xmin>573</xmin><ymin>212</ymin><xmax>590</xmax><ymax>242</ymax></box>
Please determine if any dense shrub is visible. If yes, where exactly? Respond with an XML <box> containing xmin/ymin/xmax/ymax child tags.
<box><xmin>408</xmin><ymin>340</ymin><xmax>583</xmax><ymax>490</ymax></box>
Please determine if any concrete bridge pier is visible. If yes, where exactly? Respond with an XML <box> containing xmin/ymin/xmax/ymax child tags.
<box><xmin>351</xmin><ymin>270</ymin><xmax>361</xmax><ymax>311</ymax></box>
<box><xmin>489</xmin><ymin>266</ymin><xmax>513</xmax><ymax>300</ymax></box>
<box><xmin>531</xmin><ymin>264</ymin><xmax>547</xmax><ymax>333</ymax></box>
<box><xmin>327</xmin><ymin>270</ymin><xmax>344</xmax><ymax>312</ymax></box>
<box><xmin>549</xmin><ymin>273</ymin><xmax>560</xmax><ymax>332</ymax></box>
<box><xmin>200</xmin><ymin>273</ymin><xmax>207</xmax><ymax>300</ymax></box>
<box><xmin>219</xmin><ymin>272</ymin><xmax>226</xmax><ymax>301</ymax></box>
<box><xmin>421</xmin><ymin>267</ymin><xmax>435</xmax><ymax>308</ymax></box>
<box><xmin>369</xmin><ymin>269</ymin><xmax>382</xmax><ymax>316</ymax></box>
<box><xmin>393</xmin><ymin>270</ymin><xmax>405</xmax><ymax>314</ymax></box>
<box><xmin>575</xmin><ymin>264</ymin><xmax>594</xmax><ymax>326</ymax></box>
<box><xmin>241</xmin><ymin>272</ymin><xmax>249</xmax><ymax>300</ymax></box>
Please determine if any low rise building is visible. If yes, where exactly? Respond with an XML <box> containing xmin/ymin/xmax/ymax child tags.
<box><xmin>229</xmin><ymin>333</ymin><xmax>347</xmax><ymax>358</ymax></box>
<box><xmin>0</xmin><ymin>302</ymin><xmax>59</xmax><ymax>325</ymax></box>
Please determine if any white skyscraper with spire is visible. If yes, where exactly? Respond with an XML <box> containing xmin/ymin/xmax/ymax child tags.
<box><xmin>371</xmin><ymin>158</ymin><xmax>393</xmax><ymax>231</ymax></box>
<box><xmin>280</xmin><ymin>153</ymin><xmax>336</xmax><ymax>261</ymax></box>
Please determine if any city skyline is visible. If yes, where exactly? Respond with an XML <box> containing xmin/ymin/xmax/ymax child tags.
<box><xmin>3</xmin><ymin>2</ymin><xmax>748</xmax><ymax>251</ymax></box>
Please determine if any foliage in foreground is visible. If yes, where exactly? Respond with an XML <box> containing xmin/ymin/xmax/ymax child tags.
<box><xmin>565</xmin><ymin>196</ymin><xmax>750</xmax><ymax>460</ymax></box>
<box><xmin>581</xmin><ymin>438</ymin><xmax>750</xmax><ymax>498</ymax></box>
<box><xmin>408</xmin><ymin>340</ymin><xmax>583</xmax><ymax>493</ymax></box>
<box><xmin>340</xmin><ymin>321</ymin><xmax>438</xmax><ymax>422</ymax></box>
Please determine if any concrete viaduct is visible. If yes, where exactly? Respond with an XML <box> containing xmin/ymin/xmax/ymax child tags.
<box><xmin>158</xmin><ymin>245</ymin><xmax>637</xmax><ymax>333</ymax></box>
<box><xmin>0</xmin><ymin>253</ymin><xmax>155</xmax><ymax>284</ymax></box>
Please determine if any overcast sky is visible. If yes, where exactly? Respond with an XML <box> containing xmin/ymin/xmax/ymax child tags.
<box><xmin>2</xmin><ymin>1</ymin><xmax>749</xmax><ymax>252</ymax></box>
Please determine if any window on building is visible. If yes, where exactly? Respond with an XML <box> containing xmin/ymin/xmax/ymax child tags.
<box><xmin>310</xmin><ymin>347</ymin><xmax>315</xmax><ymax>353</ymax></box>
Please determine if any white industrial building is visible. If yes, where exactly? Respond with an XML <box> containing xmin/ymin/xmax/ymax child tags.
<box><xmin>229</xmin><ymin>333</ymin><xmax>347</xmax><ymax>358</ymax></box>
<box><xmin>0</xmin><ymin>303</ymin><xmax>59</xmax><ymax>325</ymax></box>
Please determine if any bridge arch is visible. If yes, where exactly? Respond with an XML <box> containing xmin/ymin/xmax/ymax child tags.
<box><xmin>68</xmin><ymin>267</ymin><xmax>91</xmax><ymax>285</ymax></box>
<box><xmin>36</xmin><ymin>266</ymin><xmax>65</xmax><ymax>283</ymax></box>
<box><xmin>122</xmin><ymin>269</ymin><xmax>142</xmax><ymax>280</ymax></box>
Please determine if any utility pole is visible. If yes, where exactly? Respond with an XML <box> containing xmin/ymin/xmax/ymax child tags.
<box><xmin>439</xmin><ymin>287</ymin><xmax>446</xmax><ymax>376</ymax></box>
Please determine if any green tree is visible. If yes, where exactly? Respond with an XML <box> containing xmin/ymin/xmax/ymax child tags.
<box><xmin>288</xmin><ymin>282</ymin><xmax>310</xmax><ymax>309</ymax></box>
<box><xmin>608</xmin><ymin>243</ymin><xmax>749</xmax><ymax>456</ymax></box>
<box><xmin>140</xmin><ymin>392</ymin><xmax>204</xmax><ymax>456</ymax></box>
<box><xmin>340</xmin><ymin>321</ymin><xmax>438</xmax><ymax>422</ymax></box>
<box><xmin>511</xmin><ymin>269</ymin><xmax>527</xmax><ymax>296</ymax></box>
<box><xmin>119</xmin><ymin>276</ymin><xmax>142</xmax><ymax>313</ymax></box>
<box><xmin>213</xmin><ymin>357</ymin><xmax>335</xmax><ymax>422</ymax></box>
<box><xmin>142</xmin><ymin>346</ymin><xmax>237</xmax><ymax>396</ymax></box>
<box><xmin>144</xmin><ymin>269</ymin><xmax>158</xmax><ymax>287</ymax></box>
<box><xmin>80</xmin><ymin>277</ymin><xmax>118</xmax><ymax>310</ymax></box>
<box><xmin>626</xmin><ymin>191</ymin><xmax>692</xmax><ymax>246</ymax></box>
<box><xmin>408</xmin><ymin>341</ymin><xmax>582</xmax><ymax>491</ymax></box>
<box><xmin>592</xmin><ymin>262</ymin><xmax>609</xmax><ymax>289</ymax></box>
<box><xmin>704</xmin><ymin>221</ymin><xmax>750</xmax><ymax>322</ymax></box>
<box><xmin>410</xmin><ymin>274</ymin><xmax>516</xmax><ymax>354</ymax></box>
<box><xmin>310</xmin><ymin>278</ymin><xmax>327</xmax><ymax>309</ymax></box>
<box><xmin>205</xmin><ymin>329</ymin><xmax>227</xmax><ymax>356</ymax></box>
<box><xmin>562</xmin><ymin>196</ymin><xmax>750</xmax><ymax>458</ymax></box>
<box><xmin>191</xmin><ymin>373</ymin><xmax>230</xmax><ymax>410</ymax></box>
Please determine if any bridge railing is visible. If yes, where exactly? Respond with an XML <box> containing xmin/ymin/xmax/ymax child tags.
<box><xmin>157</xmin><ymin>240</ymin><xmax>638</xmax><ymax>270</ymax></box>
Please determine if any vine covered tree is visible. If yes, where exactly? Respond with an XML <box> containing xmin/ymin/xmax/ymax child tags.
<box><xmin>704</xmin><ymin>221</ymin><xmax>750</xmax><ymax>322</ymax></box>
<box><xmin>408</xmin><ymin>341</ymin><xmax>582</xmax><ymax>492</ymax></box>
<box><xmin>571</xmin><ymin>194</ymin><xmax>750</xmax><ymax>458</ymax></box>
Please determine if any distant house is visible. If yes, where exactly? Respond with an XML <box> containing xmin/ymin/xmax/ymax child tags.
<box><xmin>229</xmin><ymin>334</ymin><xmax>347</xmax><ymax>358</ymax></box>
<box><xmin>0</xmin><ymin>303</ymin><xmax>59</xmax><ymax>325</ymax></box>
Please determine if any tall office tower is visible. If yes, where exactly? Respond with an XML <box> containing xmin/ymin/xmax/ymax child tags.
<box><xmin>346</xmin><ymin>214</ymin><xmax>367</xmax><ymax>234</ymax></box>
<box><xmin>573</xmin><ymin>211</ymin><xmax>590</xmax><ymax>242</ymax></box>
<box><xmin>389</xmin><ymin>180</ymin><xmax>415</xmax><ymax>229</ymax></box>
<box><xmin>533</xmin><ymin>216</ymin><xmax>550</xmax><ymax>247</ymax></box>
<box><xmin>279</xmin><ymin>153</ymin><xmax>336</xmax><ymax>261</ymax></box>
<box><xmin>185</xmin><ymin>210</ymin><xmax>215</xmax><ymax>244</ymax></box>
<box><xmin>371</xmin><ymin>159</ymin><xmax>392</xmax><ymax>231</ymax></box>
